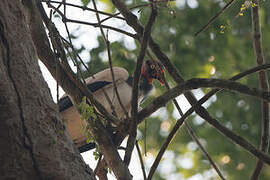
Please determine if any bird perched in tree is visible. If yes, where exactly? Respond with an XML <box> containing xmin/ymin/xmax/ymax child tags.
<box><xmin>58</xmin><ymin>60</ymin><xmax>165</xmax><ymax>151</ymax></box>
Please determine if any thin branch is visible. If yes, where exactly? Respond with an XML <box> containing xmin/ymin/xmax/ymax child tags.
<box><xmin>194</xmin><ymin>0</ymin><xmax>236</xmax><ymax>36</ymax></box>
<box><xmin>54</xmin><ymin>1</ymin><xmax>127</xmax><ymax>177</ymax></box>
<box><xmin>100</xmin><ymin>1</ymin><xmax>173</xmax><ymax>24</ymax></box>
<box><xmin>42</xmin><ymin>0</ymin><xmax>125</xmax><ymax>21</ymax></box>
<box><xmin>147</xmin><ymin>65</ymin><xmax>270</xmax><ymax>178</ymax></box>
<box><xmin>137</xmin><ymin>62</ymin><xmax>270</xmax><ymax>122</ymax></box>
<box><xmin>185</xmin><ymin>123</ymin><xmax>226</xmax><ymax>180</ymax></box>
<box><xmin>173</xmin><ymin>89</ymin><xmax>225</xmax><ymax>179</ymax></box>
<box><xmin>39</xmin><ymin>1</ymin><xmax>119</xmax><ymax>124</ymax></box>
<box><xmin>59</xmin><ymin>0</ymin><xmax>120</xmax><ymax>127</ymax></box>
<box><xmin>148</xmin><ymin>68</ymin><xmax>225</xmax><ymax>180</ymax></box>
<box><xmin>148</xmin><ymin>90</ymin><xmax>270</xmax><ymax>179</ymax></box>
<box><xmin>124</xmin><ymin>2</ymin><xmax>157</xmax><ymax>166</ymax></box>
<box><xmin>60</xmin><ymin>37</ymin><xmax>119</xmax><ymax>122</ymax></box>
<box><xmin>92</xmin><ymin>0</ymin><xmax>129</xmax><ymax>119</ymax></box>
<box><xmin>100</xmin><ymin>3</ymin><xmax>150</xmax><ymax>23</ymax></box>
<box><xmin>46</xmin><ymin>3</ymin><xmax>137</xmax><ymax>39</ymax></box>
<box><xmin>147</xmin><ymin>101</ymin><xmax>187</xmax><ymax>179</ymax></box>
<box><xmin>136</xmin><ymin>141</ymin><xmax>147</xmax><ymax>180</ymax></box>
<box><xmin>139</xmin><ymin>78</ymin><xmax>270</xmax><ymax>123</ymax></box>
<box><xmin>251</xmin><ymin>1</ymin><xmax>270</xmax><ymax>179</ymax></box>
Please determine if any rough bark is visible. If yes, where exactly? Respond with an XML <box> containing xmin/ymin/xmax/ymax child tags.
<box><xmin>0</xmin><ymin>1</ymin><xmax>95</xmax><ymax>179</ymax></box>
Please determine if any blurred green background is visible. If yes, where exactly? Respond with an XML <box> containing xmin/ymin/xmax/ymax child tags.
<box><xmin>58</xmin><ymin>0</ymin><xmax>270</xmax><ymax>179</ymax></box>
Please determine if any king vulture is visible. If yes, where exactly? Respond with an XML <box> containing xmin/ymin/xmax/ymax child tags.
<box><xmin>58</xmin><ymin>60</ymin><xmax>165</xmax><ymax>151</ymax></box>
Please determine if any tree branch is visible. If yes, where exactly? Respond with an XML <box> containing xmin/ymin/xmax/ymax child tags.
<box><xmin>124</xmin><ymin>2</ymin><xmax>157</xmax><ymax>166</ymax></box>
<box><xmin>26</xmin><ymin>1</ymin><xmax>132</xmax><ymax>179</ymax></box>
<box><xmin>147</xmin><ymin>63</ymin><xmax>270</xmax><ymax>178</ymax></box>
<box><xmin>139</xmin><ymin>78</ymin><xmax>270</xmax><ymax>122</ymax></box>
<box><xmin>185</xmin><ymin>123</ymin><xmax>225</xmax><ymax>179</ymax></box>
<box><xmin>46</xmin><ymin>3</ymin><xmax>137</xmax><ymax>39</ymax></box>
<box><xmin>194</xmin><ymin>0</ymin><xmax>236</xmax><ymax>36</ymax></box>
<box><xmin>36</xmin><ymin>0</ymin><xmax>119</xmax><ymax>124</ymax></box>
<box><xmin>250</xmin><ymin>1</ymin><xmax>270</xmax><ymax>179</ymax></box>
<box><xmin>148</xmin><ymin>71</ymin><xmax>225</xmax><ymax>179</ymax></box>
<box><xmin>91</xmin><ymin>0</ymin><xmax>128</xmax><ymax>119</ymax></box>
<box><xmin>136</xmin><ymin>141</ymin><xmax>147</xmax><ymax>180</ymax></box>
<box><xmin>42</xmin><ymin>0</ymin><xmax>125</xmax><ymax>21</ymax></box>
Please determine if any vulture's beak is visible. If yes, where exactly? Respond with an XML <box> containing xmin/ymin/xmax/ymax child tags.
<box><xmin>156</xmin><ymin>66</ymin><xmax>165</xmax><ymax>86</ymax></box>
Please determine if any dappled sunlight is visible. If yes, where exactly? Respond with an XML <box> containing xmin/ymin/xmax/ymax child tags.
<box><xmin>236</xmin><ymin>162</ymin><xmax>245</xmax><ymax>170</ymax></box>
<box><xmin>221</xmin><ymin>155</ymin><xmax>231</xmax><ymax>165</ymax></box>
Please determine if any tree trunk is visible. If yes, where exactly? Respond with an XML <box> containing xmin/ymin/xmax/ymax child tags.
<box><xmin>0</xmin><ymin>1</ymin><xmax>95</xmax><ymax>179</ymax></box>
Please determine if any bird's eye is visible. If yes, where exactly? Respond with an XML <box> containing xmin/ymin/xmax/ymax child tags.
<box><xmin>150</xmin><ymin>64</ymin><xmax>155</xmax><ymax>69</ymax></box>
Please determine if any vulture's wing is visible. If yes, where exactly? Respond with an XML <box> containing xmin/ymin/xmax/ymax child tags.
<box><xmin>58</xmin><ymin>67</ymin><xmax>129</xmax><ymax>112</ymax></box>
<box><xmin>85</xmin><ymin>67</ymin><xmax>129</xmax><ymax>85</ymax></box>
<box><xmin>58</xmin><ymin>67</ymin><xmax>130</xmax><ymax>150</ymax></box>
<box><xmin>58</xmin><ymin>81</ymin><xmax>111</xmax><ymax>112</ymax></box>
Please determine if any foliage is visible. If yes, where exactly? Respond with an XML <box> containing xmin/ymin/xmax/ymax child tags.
<box><xmin>78</xmin><ymin>96</ymin><xmax>97</xmax><ymax>143</ymax></box>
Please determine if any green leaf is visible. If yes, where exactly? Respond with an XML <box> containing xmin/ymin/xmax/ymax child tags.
<box><xmin>81</xmin><ymin>0</ymin><xmax>91</xmax><ymax>6</ymax></box>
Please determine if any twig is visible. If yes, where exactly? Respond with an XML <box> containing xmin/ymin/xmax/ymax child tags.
<box><xmin>46</xmin><ymin>3</ymin><xmax>137</xmax><ymax>39</ymax></box>
<box><xmin>139</xmin><ymin>78</ymin><xmax>270</xmax><ymax>123</ymax></box>
<box><xmin>148</xmin><ymin>69</ymin><xmax>225</xmax><ymax>180</ymax></box>
<box><xmin>194</xmin><ymin>0</ymin><xmax>236</xmax><ymax>36</ymax></box>
<box><xmin>47</xmin><ymin>0</ymin><xmax>136</xmax><ymax>121</ymax></box>
<box><xmin>124</xmin><ymin>3</ymin><xmax>157</xmax><ymax>166</ymax></box>
<box><xmin>148</xmin><ymin>90</ymin><xmax>270</xmax><ymax>178</ymax></box>
<box><xmin>250</xmin><ymin>1</ymin><xmax>270</xmax><ymax>179</ymax></box>
<box><xmin>146</xmin><ymin>64</ymin><xmax>270</xmax><ymax>178</ymax></box>
<box><xmin>135</xmin><ymin>141</ymin><xmax>147</xmax><ymax>180</ymax></box>
<box><xmin>60</xmin><ymin>37</ymin><xmax>119</xmax><ymax>122</ymax></box>
<box><xmin>40</xmin><ymin>3</ymin><xmax>119</xmax><ymax>124</ymax></box>
<box><xmin>185</xmin><ymin>123</ymin><xmax>226</xmax><ymax>180</ymax></box>
<box><xmin>92</xmin><ymin>0</ymin><xmax>129</xmax><ymax>119</ymax></box>
<box><xmin>59</xmin><ymin>4</ymin><xmax>120</xmax><ymax>125</ymax></box>
<box><xmin>100</xmin><ymin>3</ymin><xmax>150</xmax><ymax>23</ymax></box>
<box><xmin>42</xmin><ymin>0</ymin><xmax>125</xmax><ymax>21</ymax></box>
<box><xmin>171</xmin><ymin>85</ymin><xmax>225</xmax><ymax>179</ymax></box>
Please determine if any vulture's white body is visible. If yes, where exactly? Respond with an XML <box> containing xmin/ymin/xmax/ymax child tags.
<box><xmin>60</xmin><ymin>67</ymin><xmax>143</xmax><ymax>146</ymax></box>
